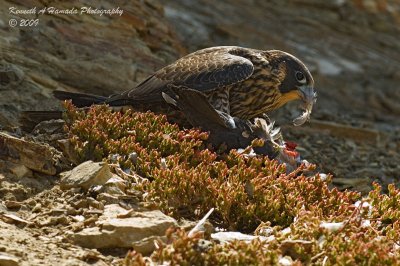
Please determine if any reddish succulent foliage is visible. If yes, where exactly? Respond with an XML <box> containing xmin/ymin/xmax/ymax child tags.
<box><xmin>64</xmin><ymin>103</ymin><xmax>400</xmax><ymax>265</ymax></box>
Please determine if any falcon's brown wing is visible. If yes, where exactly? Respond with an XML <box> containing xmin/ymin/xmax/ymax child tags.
<box><xmin>162</xmin><ymin>85</ymin><xmax>235</xmax><ymax>129</ymax></box>
<box><xmin>107</xmin><ymin>47</ymin><xmax>254</xmax><ymax>105</ymax></box>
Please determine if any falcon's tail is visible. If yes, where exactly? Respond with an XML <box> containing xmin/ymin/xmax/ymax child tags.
<box><xmin>19</xmin><ymin>91</ymin><xmax>108</xmax><ymax>132</ymax></box>
<box><xmin>19</xmin><ymin>111</ymin><xmax>63</xmax><ymax>132</ymax></box>
<box><xmin>53</xmin><ymin>90</ymin><xmax>108</xmax><ymax>108</ymax></box>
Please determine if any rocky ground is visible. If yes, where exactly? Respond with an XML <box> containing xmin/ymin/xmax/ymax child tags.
<box><xmin>0</xmin><ymin>0</ymin><xmax>399</xmax><ymax>265</ymax></box>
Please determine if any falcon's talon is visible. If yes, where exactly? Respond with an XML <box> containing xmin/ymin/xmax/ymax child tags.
<box><xmin>242</xmin><ymin>131</ymin><xmax>250</xmax><ymax>138</ymax></box>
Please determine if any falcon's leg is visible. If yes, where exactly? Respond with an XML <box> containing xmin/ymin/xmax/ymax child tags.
<box><xmin>206</xmin><ymin>88</ymin><xmax>231</xmax><ymax>115</ymax></box>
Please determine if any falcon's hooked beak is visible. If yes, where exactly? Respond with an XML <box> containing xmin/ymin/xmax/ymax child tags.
<box><xmin>298</xmin><ymin>85</ymin><xmax>317</xmax><ymax>107</ymax></box>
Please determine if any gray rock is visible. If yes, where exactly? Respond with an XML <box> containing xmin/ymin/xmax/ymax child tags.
<box><xmin>0</xmin><ymin>132</ymin><xmax>59</xmax><ymax>175</ymax></box>
<box><xmin>60</xmin><ymin>161</ymin><xmax>112</xmax><ymax>190</ymax></box>
<box><xmin>67</xmin><ymin>204</ymin><xmax>177</xmax><ymax>248</ymax></box>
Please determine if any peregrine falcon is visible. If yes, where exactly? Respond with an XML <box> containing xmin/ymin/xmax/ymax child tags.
<box><xmin>54</xmin><ymin>46</ymin><xmax>317</xmax><ymax>125</ymax></box>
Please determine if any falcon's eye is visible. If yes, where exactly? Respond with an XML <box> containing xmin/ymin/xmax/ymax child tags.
<box><xmin>295</xmin><ymin>71</ymin><xmax>306</xmax><ymax>83</ymax></box>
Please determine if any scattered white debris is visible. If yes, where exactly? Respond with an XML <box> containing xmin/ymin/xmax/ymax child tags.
<box><xmin>354</xmin><ymin>200</ymin><xmax>373</xmax><ymax>215</ymax></box>
<box><xmin>160</xmin><ymin>158</ymin><xmax>167</xmax><ymax>169</ymax></box>
<box><xmin>319</xmin><ymin>173</ymin><xmax>328</xmax><ymax>181</ymax></box>
<box><xmin>320</xmin><ymin>222</ymin><xmax>344</xmax><ymax>232</ymax></box>
<box><xmin>211</xmin><ymin>231</ymin><xmax>268</xmax><ymax>243</ymax></box>
<box><xmin>279</xmin><ymin>256</ymin><xmax>294</xmax><ymax>266</ymax></box>
<box><xmin>355</xmin><ymin>201</ymin><xmax>371</xmax><ymax>209</ymax></box>
<box><xmin>237</xmin><ymin>148</ymin><xmax>257</xmax><ymax>158</ymax></box>
<box><xmin>361</xmin><ymin>220</ymin><xmax>371</xmax><ymax>228</ymax></box>
<box><xmin>258</xmin><ymin>226</ymin><xmax>274</xmax><ymax>237</ymax></box>
<box><xmin>318</xmin><ymin>235</ymin><xmax>326</xmax><ymax>248</ymax></box>
<box><xmin>281</xmin><ymin>227</ymin><xmax>292</xmax><ymax>236</ymax></box>
<box><xmin>188</xmin><ymin>208</ymin><xmax>214</xmax><ymax>237</ymax></box>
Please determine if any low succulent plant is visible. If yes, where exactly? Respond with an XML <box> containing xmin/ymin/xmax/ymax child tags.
<box><xmin>64</xmin><ymin>102</ymin><xmax>400</xmax><ymax>265</ymax></box>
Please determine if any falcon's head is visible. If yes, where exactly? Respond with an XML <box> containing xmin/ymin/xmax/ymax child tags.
<box><xmin>268</xmin><ymin>50</ymin><xmax>316</xmax><ymax>110</ymax></box>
